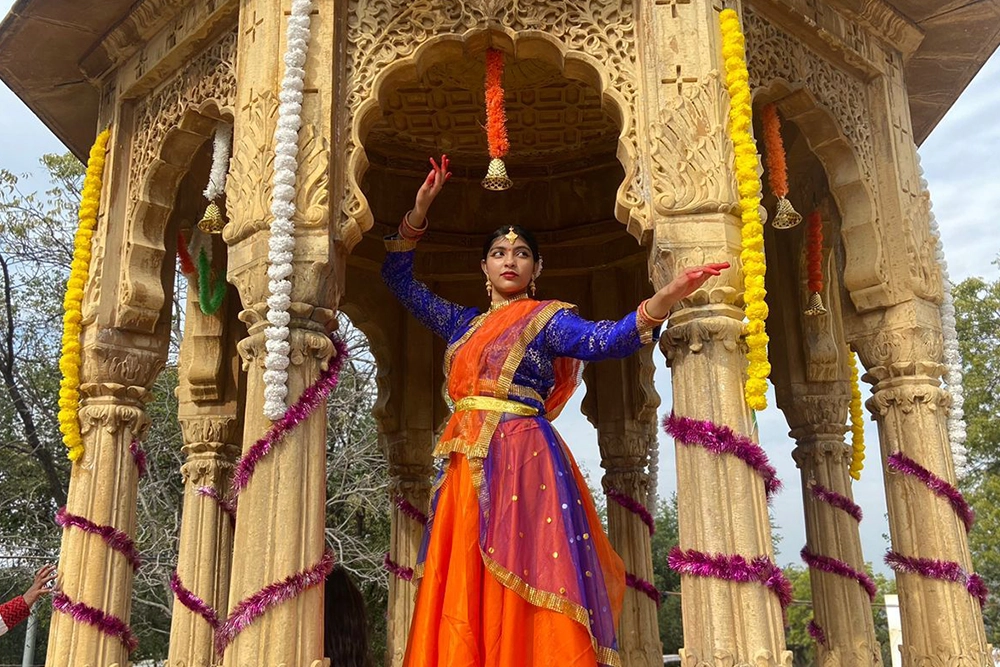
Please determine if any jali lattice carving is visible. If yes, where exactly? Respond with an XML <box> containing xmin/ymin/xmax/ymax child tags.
<box><xmin>743</xmin><ymin>7</ymin><xmax>874</xmax><ymax>190</ymax></box>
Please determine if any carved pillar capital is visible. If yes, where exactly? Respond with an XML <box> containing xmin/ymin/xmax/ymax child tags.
<box><xmin>80</xmin><ymin>329</ymin><xmax>167</xmax><ymax>406</ymax></box>
<box><xmin>850</xmin><ymin>303</ymin><xmax>945</xmax><ymax>385</ymax></box>
<box><xmin>776</xmin><ymin>383</ymin><xmax>851</xmax><ymax>446</ymax></box>
<box><xmin>178</xmin><ymin>415</ymin><xmax>242</xmax><ymax>486</ymax></box>
<box><xmin>237</xmin><ymin>323</ymin><xmax>338</xmax><ymax>372</ymax></box>
<box><xmin>660</xmin><ymin>305</ymin><xmax>746</xmax><ymax>365</ymax></box>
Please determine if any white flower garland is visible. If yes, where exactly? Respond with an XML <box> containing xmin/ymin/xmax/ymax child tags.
<box><xmin>264</xmin><ymin>0</ymin><xmax>315</xmax><ymax>420</ymax></box>
<box><xmin>646</xmin><ymin>437</ymin><xmax>659</xmax><ymax>512</ymax></box>
<box><xmin>917</xmin><ymin>150</ymin><xmax>968</xmax><ymax>478</ymax></box>
<box><xmin>204</xmin><ymin>123</ymin><xmax>232</xmax><ymax>202</ymax></box>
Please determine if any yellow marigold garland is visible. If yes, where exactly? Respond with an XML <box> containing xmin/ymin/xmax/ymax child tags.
<box><xmin>720</xmin><ymin>9</ymin><xmax>770</xmax><ymax>411</ymax></box>
<box><xmin>58</xmin><ymin>128</ymin><xmax>111</xmax><ymax>462</ymax></box>
<box><xmin>847</xmin><ymin>348</ymin><xmax>865</xmax><ymax>480</ymax></box>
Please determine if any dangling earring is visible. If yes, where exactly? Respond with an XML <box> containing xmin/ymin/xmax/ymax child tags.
<box><xmin>486</xmin><ymin>277</ymin><xmax>493</xmax><ymax>297</ymax></box>
<box><xmin>530</xmin><ymin>278</ymin><xmax>537</xmax><ymax>297</ymax></box>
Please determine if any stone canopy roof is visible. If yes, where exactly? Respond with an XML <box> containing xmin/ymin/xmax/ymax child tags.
<box><xmin>0</xmin><ymin>0</ymin><xmax>997</xmax><ymax>159</ymax></box>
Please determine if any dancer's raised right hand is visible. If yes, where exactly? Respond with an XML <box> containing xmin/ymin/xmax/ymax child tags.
<box><xmin>411</xmin><ymin>154</ymin><xmax>451</xmax><ymax>229</ymax></box>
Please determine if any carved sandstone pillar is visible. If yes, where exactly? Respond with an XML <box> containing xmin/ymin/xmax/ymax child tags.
<box><xmin>598</xmin><ymin>426</ymin><xmax>661</xmax><ymax>667</ymax></box>
<box><xmin>220</xmin><ymin>1</ymin><xmax>339</xmax><ymax>665</ymax></box>
<box><xmin>45</xmin><ymin>336</ymin><xmax>164</xmax><ymax>667</ymax></box>
<box><xmin>853</xmin><ymin>309</ymin><xmax>990</xmax><ymax>666</ymax></box>
<box><xmin>168</xmin><ymin>251</ymin><xmax>244</xmax><ymax>666</ymax></box>
<box><xmin>169</xmin><ymin>413</ymin><xmax>241</xmax><ymax>666</ymax></box>
<box><xmin>635</xmin><ymin>1</ymin><xmax>790</xmax><ymax>663</ymax></box>
<box><xmin>782</xmin><ymin>384</ymin><xmax>881</xmax><ymax>667</ymax></box>
<box><xmin>662</xmin><ymin>311</ymin><xmax>790</xmax><ymax>667</ymax></box>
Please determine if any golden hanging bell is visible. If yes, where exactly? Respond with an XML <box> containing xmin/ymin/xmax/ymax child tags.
<box><xmin>771</xmin><ymin>196</ymin><xmax>802</xmax><ymax>229</ymax></box>
<box><xmin>805</xmin><ymin>291</ymin><xmax>827</xmax><ymax>316</ymax></box>
<box><xmin>481</xmin><ymin>158</ymin><xmax>512</xmax><ymax>191</ymax></box>
<box><xmin>197</xmin><ymin>201</ymin><xmax>226</xmax><ymax>234</ymax></box>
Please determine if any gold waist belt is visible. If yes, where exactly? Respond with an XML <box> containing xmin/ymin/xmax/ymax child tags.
<box><xmin>454</xmin><ymin>396</ymin><xmax>539</xmax><ymax>417</ymax></box>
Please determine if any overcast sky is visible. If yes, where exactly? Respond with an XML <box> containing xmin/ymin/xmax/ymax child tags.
<box><xmin>1</xmin><ymin>2</ymin><xmax>997</xmax><ymax>579</ymax></box>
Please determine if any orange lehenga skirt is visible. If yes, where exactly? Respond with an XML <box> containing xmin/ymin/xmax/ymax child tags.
<box><xmin>403</xmin><ymin>441</ymin><xmax>625</xmax><ymax>667</ymax></box>
<box><xmin>404</xmin><ymin>299</ymin><xmax>626</xmax><ymax>667</ymax></box>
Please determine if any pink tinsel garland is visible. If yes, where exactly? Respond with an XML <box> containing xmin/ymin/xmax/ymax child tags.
<box><xmin>885</xmin><ymin>551</ymin><xmax>988</xmax><ymax>606</ymax></box>
<box><xmin>231</xmin><ymin>338</ymin><xmax>348</xmax><ymax>495</ymax></box>
<box><xmin>607</xmin><ymin>488</ymin><xmax>655</xmax><ymax>535</ymax></box>
<box><xmin>810</xmin><ymin>483</ymin><xmax>862</xmax><ymax>522</ymax></box>
<box><xmin>171</xmin><ymin>571</ymin><xmax>220</xmax><ymax>629</ymax></box>
<box><xmin>625</xmin><ymin>572</ymin><xmax>661</xmax><ymax>607</ymax></box>
<box><xmin>663</xmin><ymin>414</ymin><xmax>782</xmax><ymax>499</ymax></box>
<box><xmin>887</xmin><ymin>452</ymin><xmax>974</xmax><ymax>533</ymax></box>
<box><xmin>196</xmin><ymin>486</ymin><xmax>237</xmax><ymax>525</ymax></box>
<box><xmin>383</xmin><ymin>552</ymin><xmax>414</xmax><ymax>581</ymax></box>
<box><xmin>215</xmin><ymin>551</ymin><xmax>335</xmax><ymax>654</ymax></box>
<box><xmin>129</xmin><ymin>439</ymin><xmax>148</xmax><ymax>479</ymax></box>
<box><xmin>393</xmin><ymin>495</ymin><xmax>428</xmax><ymax>526</ymax></box>
<box><xmin>55</xmin><ymin>507</ymin><xmax>141</xmax><ymax>572</ymax></box>
<box><xmin>668</xmin><ymin>546</ymin><xmax>792</xmax><ymax>609</ymax></box>
<box><xmin>808</xmin><ymin>619</ymin><xmax>828</xmax><ymax>647</ymax></box>
<box><xmin>801</xmin><ymin>547</ymin><xmax>876</xmax><ymax>601</ymax></box>
<box><xmin>53</xmin><ymin>592</ymin><xmax>138</xmax><ymax>652</ymax></box>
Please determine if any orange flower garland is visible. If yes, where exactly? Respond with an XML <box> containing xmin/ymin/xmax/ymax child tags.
<box><xmin>485</xmin><ymin>48</ymin><xmax>509</xmax><ymax>159</ymax></box>
<box><xmin>761</xmin><ymin>103</ymin><xmax>801</xmax><ymax>229</ymax></box>
<box><xmin>482</xmin><ymin>48</ymin><xmax>512</xmax><ymax>190</ymax></box>
<box><xmin>805</xmin><ymin>210</ymin><xmax>826</xmax><ymax>315</ymax></box>
<box><xmin>762</xmin><ymin>104</ymin><xmax>788</xmax><ymax>198</ymax></box>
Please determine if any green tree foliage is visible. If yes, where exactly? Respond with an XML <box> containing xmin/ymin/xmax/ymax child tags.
<box><xmin>953</xmin><ymin>268</ymin><xmax>1000</xmax><ymax>643</ymax></box>
<box><xmin>0</xmin><ymin>154</ymin><xmax>393</xmax><ymax>663</ymax></box>
<box><xmin>952</xmin><ymin>273</ymin><xmax>1000</xmax><ymax>473</ymax></box>
<box><xmin>782</xmin><ymin>565</ymin><xmax>814</xmax><ymax>666</ymax></box>
<box><xmin>650</xmin><ymin>495</ymin><xmax>682</xmax><ymax>655</ymax></box>
<box><xmin>780</xmin><ymin>564</ymin><xmax>896</xmax><ymax>667</ymax></box>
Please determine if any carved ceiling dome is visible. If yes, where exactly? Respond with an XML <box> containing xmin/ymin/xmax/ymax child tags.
<box><xmin>365</xmin><ymin>57</ymin><xmax>621</xmax><ymax>173</ymax></box>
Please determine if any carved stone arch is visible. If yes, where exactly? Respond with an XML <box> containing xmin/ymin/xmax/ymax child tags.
<box><xmin>340</xmin><ymin>2</ymin><xmax>643</xmax><ymax>251</ymax></box>
<box><xmin>752</xmin><ymin>79</ymin><xmax>886</xmax><ymax>320</ymax></box>
<box><xmin>742</xmin><ymin>6</ymin><xmax>890</xmax><ymax>315</ymax></box>
<box><xmin>112</xmin><ymin>31</ymin><xmax>237</xmax><ymax>334</ymax></box>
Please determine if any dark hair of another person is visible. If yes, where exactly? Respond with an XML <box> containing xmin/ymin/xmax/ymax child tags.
<box><xmin>323</xmin><ymin>564</ymin><xmax>374</xmax><ymax>667</ymax></box>
<box><xmin>481</xmin><ymin>225</ymin><xmax>540</xmax><ymax>261</ymax></box>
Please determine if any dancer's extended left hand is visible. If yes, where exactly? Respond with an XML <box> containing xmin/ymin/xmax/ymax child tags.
<box><xmin>646</xmin><ymin>262</ymin><xmax>731</xmax><ymax>319</ymax></box>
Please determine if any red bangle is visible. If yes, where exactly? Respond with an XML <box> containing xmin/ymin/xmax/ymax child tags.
<box><xmin>638</xmin><ymin>299</ymin><xmax>667</xmax><ymax>326</ymax></box>
<box><xmin>399</xmin><ymin>210</ymin><xmax>428</xmax><ymax>240</ymax></box>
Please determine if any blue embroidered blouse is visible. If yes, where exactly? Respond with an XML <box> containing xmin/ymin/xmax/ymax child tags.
<box><xmin>382</xmin><ymin>239</ymin><xmax>658</xmax><ymax>412</ymax></box>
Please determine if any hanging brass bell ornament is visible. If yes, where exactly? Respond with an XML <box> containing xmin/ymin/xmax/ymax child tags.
<box><xmin>771</xmin><ymin>196</ymin><xmax>802</xmax><ymax>229</ymax></box>
<box><xmin>482</xmin><ymin>158</ymin><xmax>513</xmax><ymax>191</ymax></box>
<box><xmin>197</xmin><ymin>201</ymin><xmax>227</xmax><ymax>234</ymax></box>
<box><xmin>805</xmin><ymin>291</ymin><xmax>827</xmax><ymax>316</ymax></box>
